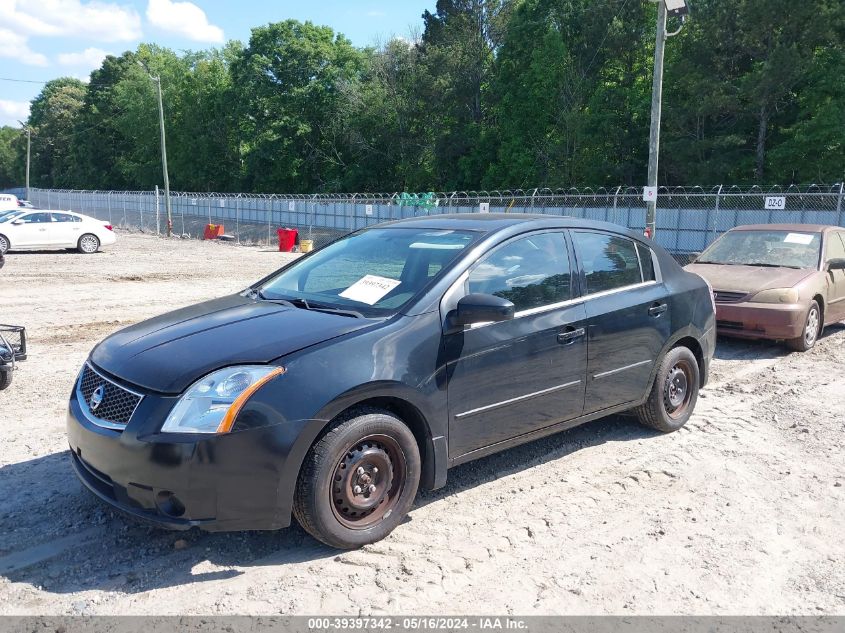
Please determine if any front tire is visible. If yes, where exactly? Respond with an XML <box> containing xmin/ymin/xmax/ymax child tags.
<box><xmin>77</xmin><ymin>233</ymin><xmax>100</xmax><ymax>254</ymax></box>
<box><xmin>0</xmin><ymin>369</ymin><xmax>11</xmax><ymax>391</ymax></box>
<box><xmin>0</xmin><ymin>234</ymin><xmax>9</xmax><ymax>255</ymax></box>
<box><xmin>787</xmin><ymin>301</ymin><xmax>821</xmax><ymax>352</ymax></box>
<box><xmin>634</xmin><ymin>346</ymin><xmax>700</xmax><ymax>433</ymax></box>
<box><xmin>293</xmin><ymin>409</ymin><xmax>420</xmax><ymax>549</ymax></box>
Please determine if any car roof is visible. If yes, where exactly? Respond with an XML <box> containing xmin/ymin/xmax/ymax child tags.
<box><xmin>730</xmin><ymin>223</ymin><xmax>842</xmax><ymax>233</ymax></box>
<box><xmin>377</xmin><ymin>213</ymin><xmax>647</xmax><ymax>240</ymax></box>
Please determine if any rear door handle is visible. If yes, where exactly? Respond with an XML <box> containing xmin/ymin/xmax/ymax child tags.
<box><xmin>557</xmin><ymin>326</ymin><xmax>586</xmax><ymax>344</ymax></box>
<box><xmin>648</xmin><ymin>303</ymin><xmax>668</xmax><ymax>317</ymax></box>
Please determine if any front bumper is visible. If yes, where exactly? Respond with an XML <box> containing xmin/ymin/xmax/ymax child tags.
<box><xmin>715</xmin><ymin>301</ymin><xmax>806</xmax><ymax>340</ymax></box>
<box><xmin>67</xmin><ymin>378</ymin><xmax>306</xmax><ymax>532</ymax></box>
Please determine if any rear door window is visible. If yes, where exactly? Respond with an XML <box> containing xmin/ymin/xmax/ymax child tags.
<box><xmin>573</xmin><ymin>231</ymin><xmax>644</xmax><ymax>295</ymax></box>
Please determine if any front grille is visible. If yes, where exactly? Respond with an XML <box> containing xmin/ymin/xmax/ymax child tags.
<box><xmin>78</xmin><ymin>363</ymin><xmax>143</xmax><ymax>427</ymax></box>
<box><xmin>713</xmin><ymin>290</ymin><xmax>748</xmax><ymax>303</ymax></box>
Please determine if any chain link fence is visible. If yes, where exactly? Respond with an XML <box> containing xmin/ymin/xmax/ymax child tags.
<box><xmin>12</xmin><ymin>184</ymin><xmax>845</xmax><ymax>262</ymax></box>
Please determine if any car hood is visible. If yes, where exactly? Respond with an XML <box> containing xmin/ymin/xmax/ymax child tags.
<box><xmin>90</xmin><ymin>294</ymin><xmax>373</xmax><ymax>394</ymax></box>
<box><xmin>685</xmin><ymin>263</ymin><xmax>816</xmax><ymax>293</ymax></box>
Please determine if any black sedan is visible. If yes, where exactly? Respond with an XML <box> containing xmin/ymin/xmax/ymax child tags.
<box><xmin>68</xmin><ymin>215</ymin><xmax>715</xmax><ymax>548</ymax></box>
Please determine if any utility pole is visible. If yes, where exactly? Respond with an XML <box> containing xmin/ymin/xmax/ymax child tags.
<box><xmin>645</xmin><ymin>0</ymin><xmax>667</xmax><ymax>239</ymax></box>
<box><xmin>18</xmin><ymin>121</ymin><xmax>30</xmax><ymax>201</ymax></box>
<box><xmin>139</xmin><ymin>63</ymin><xmax>173</xmax><ymax>237</ymax></box>
<box><xmin>645</xmin><ymin>0</ymin><xmax>688</xmax><ymax>238</ymax></box>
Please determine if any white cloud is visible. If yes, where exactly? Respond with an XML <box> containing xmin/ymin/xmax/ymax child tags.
<box><xmin>0</xmin><ymin>0</ymin><xmax>142</xmax><ymax>42</ymax></box>
<box><xmin>0</xmin><ymin>100</ymin><xmax>31</xmax><ymax>127</ymax></box>
<box><xmin>366</xmin><ymin>10</ymin><xmax>386</xmax><ymax>17</ymax></box>
<box><xmin>0</xmin><ymin>28</ymin><xmax>48</xmax><ymax>66</ymax></box>
<box><xmin>57</xmin><ymin>47</ymin><xmax>110</xmax><ymax>70</ymax></box>
<box><xmin>146</xmin><ymin>0</ymin><xmax>224</xmax><ymax>44</ymax></box>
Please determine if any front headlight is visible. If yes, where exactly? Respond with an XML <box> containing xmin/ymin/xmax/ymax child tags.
<box><xmin>161</xmin><ymin>365</ymin><xmax>285</xmax><ymax>434</ymax></box>
<box><xmin>751</xmin><ymin>287</ymin><xmax>800</xmax><ymax>304</ymax></box>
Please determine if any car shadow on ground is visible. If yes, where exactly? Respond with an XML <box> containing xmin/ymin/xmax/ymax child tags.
<box><xmin>713</xmin><ymin>322</ymin><xmax>845</xmax><ymax>362</ymax></box>
<box><xmin>0</xmin><ymin>248</ymin><xmax>103</xmax><ymax>259</ymax></box>
<box><xmin>0</xmin><ymin>413</ymin><xmax>655</xmax><ymax>598</ymax></box>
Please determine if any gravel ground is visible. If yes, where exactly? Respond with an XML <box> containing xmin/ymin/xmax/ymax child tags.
<box><xmin>0</xmin><ymin>232</ymin><xmax>843</xmax><ymax>615</ymax></box>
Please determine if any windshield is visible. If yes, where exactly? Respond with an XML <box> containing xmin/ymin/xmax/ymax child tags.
<box><xmin>697</xmin><ymin>230</ymin><xmax>821</xmax><ymax>269</ymax></box>
<box><xmin>259</xmin><ymin>227</ymin><xmax>478</xmax><ymax>316</ymax></box>
<box><xmin>0</xmin><ymin>210</ymin><xmax>25</xmax><ymax>223</ymax></box>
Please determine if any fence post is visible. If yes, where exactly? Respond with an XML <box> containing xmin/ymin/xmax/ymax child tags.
<box><xmin>712</xmin><ymin>184</ymin><xmax>723</xmax><ymax>242</ymax></box>
<box><xmin>837</xmin><ymin>182</ymin><xmax>844</xmax><ymax>225</ymax></box>
<box><xmin>155</xmin><ymin>186</ymin><xmax>160</xmax><ymax>235</ymax></box>
<box><xmin>236</xmin><ymin>195</ymin><xmax>240</xmax><ymax>244</ymax></box>
<box><xmin>530</xmin><ymin>188</ymin><xmax>537</xmax><ymax>210</ymax></box>
<box><xmin>107</xmin><ymin>191</ymin><xmax>112</xmax><ymax>225</ymax></box>
<box><xmin>612</xmin><ymin>186</ymin><xmax>621</xmax><ymax>226</ymax></box>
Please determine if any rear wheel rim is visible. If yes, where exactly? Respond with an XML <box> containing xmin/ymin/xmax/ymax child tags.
<box><xmin>80</xmin><ymin>235</ymin><xmax>98</xmax><ymax>253</ymax></box>
<box><xmin>0</xmin><ymin>236</ymin><xmax>7</xmax><ymax>253</ymax></box>
<box><xmin>804</xmin><ymin>307</ymin><xmax>819</xmax><ymax>346</ymax></box>
<box><xmin>331</xmin><ymin>434</ymin><xmax>407</xmax><ymax>530</ymax></box>
<box><xmin>663</xmin><ymin>359</ymin><xmax>694</xmax><ymax>420</ymax></box>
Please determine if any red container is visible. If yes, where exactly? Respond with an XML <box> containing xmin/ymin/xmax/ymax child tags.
<box><xmin>203</xmin><ymin>223</ymin><xmax>225</xmax><ymax>240</ymax></box>
<box><xmin>277</xmin><ymin>228</ymin><xmax>299</xmax><ymax>252</ymax></box>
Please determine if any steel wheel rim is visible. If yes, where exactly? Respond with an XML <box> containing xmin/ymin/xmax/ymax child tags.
<box><xmin>331</xmin><ymin>434</ymin><xmax>407</xmax><ymax>530</ymax></box>
<box><xmin>804</xmin><ymin>307</ymin><xmax>819</xmax><ymax>346</ymax></box>
<box><xmin>81</xmin><ymin>236</ymin><xmax>98</xmax><ymax>253</ymax></box>
<box><xmin>0</xmin><ymin>236</ymin><xmax>7</xmax><ymax>253</ymax></box>
<box><xmin>663</xmin><ymin>359</ymin><xmax>693</xmax><ymax>420</ymax></box>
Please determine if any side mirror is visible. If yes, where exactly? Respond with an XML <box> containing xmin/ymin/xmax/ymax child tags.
<box><xmin>827</xmin><ymin>258</ymin><xmax>845</xmax><ymax>271</ymax></box>
<box><xmin>11</xmin><ymin>220</ymin><xmax>23</xmax><ymax>225</ymax></box>
<box><xmin>453</xmin><ymin>293</ymin><xmax>515</xmax><ymax>328</ymax></box>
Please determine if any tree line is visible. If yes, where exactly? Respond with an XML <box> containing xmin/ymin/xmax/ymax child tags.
<box><xmin>1</xmin><ymin>0</ymin><xmax>842</xmax><ymax>194</ymax></box>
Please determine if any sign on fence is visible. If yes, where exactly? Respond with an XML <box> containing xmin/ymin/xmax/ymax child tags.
<box><xmin>479</xmin><ymin>202</ymin><xmax>490</xmax><ymax>213</ymax></box>
<box><xmin>288</xmin><ymin>201</ymin><xmax>295</xmax><ymax>211</ymax></box>
<box><xmin>765</xmin><ymin>196</ymin><xmax>786</xmax><ymax>210</ymax></box>
<box><xmin>365</xmin><ymin>204</ymin><xmax>373</xmax><ymax>216</ymax></box>
<box><xmin>643</xmin><ymin>187</ymin><xmax>657</xmax><ymax>202</ymax></box>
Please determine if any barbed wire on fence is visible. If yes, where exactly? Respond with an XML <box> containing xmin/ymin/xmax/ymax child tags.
<box><xmin>8</xmin><ymin>183</ymin><xmax>845</xmax><ymax>262</ymax></box>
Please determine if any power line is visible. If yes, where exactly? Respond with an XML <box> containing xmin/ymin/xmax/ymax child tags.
<box><xmin>0</xmin><ymin>77</ymin><xmax>50</xmax><ymax>84</ymax></box>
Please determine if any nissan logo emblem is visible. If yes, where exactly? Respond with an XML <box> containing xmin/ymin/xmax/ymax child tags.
<box><xmin>90</xmin><ymin>385</ymin><xmax>105</xmax><ymax>411</ymax></box>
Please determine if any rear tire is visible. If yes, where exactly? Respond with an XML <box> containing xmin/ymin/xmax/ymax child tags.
<box><xmin>787</xmin><ymin>301</ymin><xmax>821</xmax><ymax>352</ymax></box>
<box><xmin>0</xmin><ymin>369</ymin><xmax>12</xmax><ymax>391</ymax></box>
<box><xmin>293</xmin><ymin>409</ymin><xmax>420</xmax><ymax>549</ymax></box>
<box><xmin>77</xmin><ymin>234</ymin><xmax>100</xmax><ymax>254</ymax></box>
<box><xmin>0</xmin><ymin>234</ymin><xmax>9</xmax><ymax>254</ymax></box>
<box><xmin>634</xmin><ymin>346</ymin><xmax>700</xmax><ymax>433</ymax></box>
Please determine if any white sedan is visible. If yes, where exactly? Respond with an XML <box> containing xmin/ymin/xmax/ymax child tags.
<box><xmin>0</xmin><ymin>210</ymin><xmax>117</xmax><ymax>254</ymax></box>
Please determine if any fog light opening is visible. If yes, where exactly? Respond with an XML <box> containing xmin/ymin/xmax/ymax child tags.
<box><xmin>155</xmin><ymin>490</ymin><xmax>186</xmax><ymax>518</ymax></box>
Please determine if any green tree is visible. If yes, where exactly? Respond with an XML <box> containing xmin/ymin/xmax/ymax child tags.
<box><xmin>232</xmin><ymin>20</ymin><xmax>365</xmax><ymax>192</ymax></box>
<box><xmin>0</xmin><ymin>127</ymin><xmax>24</xmax><ymax>189</ymax></box>
<box><xmin>341</xmin><ymin>39</ymin><xmax>438</xmax><ymax>191</ymax></box>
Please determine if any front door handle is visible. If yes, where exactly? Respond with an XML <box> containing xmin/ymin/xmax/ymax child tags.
<box><xmin>557</xmin><ymin>326</ymin><xmax>586</xmax><ymax>345</ymax></box>
<box><xmin>648</xmin><ymin>303</ymin><xmax>668</xmax><ymax>317</ymax></box>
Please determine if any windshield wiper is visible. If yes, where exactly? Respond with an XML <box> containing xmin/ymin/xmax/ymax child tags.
<box><xmin>303</xmin><ymin>302</ymin><xmax>364</xmax><ymax>319</ymax></box>
<box><xmin>249</xmin><ymin>290</ymin><xmax>362</xmax><ymax>318</ymax></box>
<box><xmin>695</xmin><ymin>260</ymin><xmax>737</xmax><ymax>265</ymax></box>
<box><xmin>745</xmin><ymin>262</ymin><xmax>802</xmax><ymax>269</ymax></box>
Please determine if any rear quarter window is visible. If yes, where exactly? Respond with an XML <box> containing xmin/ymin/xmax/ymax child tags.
<box><xmin>637</xmin><ymin>242</ymin><xmax>656</xmax><ymax>281</ymax></box>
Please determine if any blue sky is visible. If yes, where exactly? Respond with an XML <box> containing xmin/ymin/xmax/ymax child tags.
<box><xmin>0</xmin><ymin>0</ymin><xmax>436</xmax><ymax>127</ymax></box>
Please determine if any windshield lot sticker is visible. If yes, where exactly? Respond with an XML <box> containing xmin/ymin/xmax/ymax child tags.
<box><xmin>339</xmin><ymin>275</ymin><xmax>401</xmax><ymax>305</ymax></box>
<box><xmin>784</xmin><ymin>233</ymin><xmax>814</xmax><ymax>245</ymax></box>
